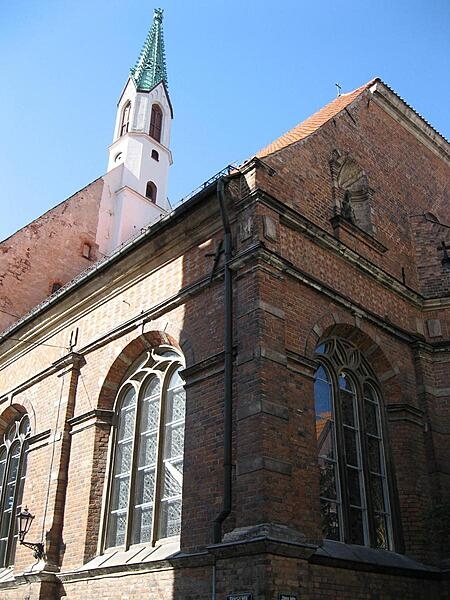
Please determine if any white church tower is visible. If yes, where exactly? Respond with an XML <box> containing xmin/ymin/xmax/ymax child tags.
<box><xmin>96</xmin><ymin>8</ymin><xmax>173</xmax><ymax>255</ymax></box>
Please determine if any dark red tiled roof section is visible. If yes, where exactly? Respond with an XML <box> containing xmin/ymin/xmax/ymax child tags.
<box><xmin>257</xmin><ymin>78</ymin><xmax>379</xmax><ymax>158</ymax></box>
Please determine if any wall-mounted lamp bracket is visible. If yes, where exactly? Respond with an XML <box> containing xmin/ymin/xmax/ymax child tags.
<box><xmin>17</xmin><ymin>507</ymin><xmax>45</xmax><ymax>560</ymax></box>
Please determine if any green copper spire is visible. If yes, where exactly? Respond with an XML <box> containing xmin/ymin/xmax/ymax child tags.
<box><xmin>131</xmin><ymin>8</ymin><xmax>168</xmax><ymax>92</ymax></box>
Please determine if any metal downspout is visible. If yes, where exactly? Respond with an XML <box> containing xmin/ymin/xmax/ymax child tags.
<box><xmin>213</xmin><ymin>176</ymin><xmax>233</xmax><ymax>544</ymax></box>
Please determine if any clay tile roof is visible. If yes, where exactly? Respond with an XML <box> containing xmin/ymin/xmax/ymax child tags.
<box><xmin>257</xmin><ymin>78</ymin><xmax>379</xmax><ymax>158</ymax></box>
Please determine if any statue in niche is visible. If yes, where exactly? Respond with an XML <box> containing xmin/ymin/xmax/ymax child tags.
<box><xmin>341</xmin><ymin>191</ymin><xmax>355</xmax><ymax>223</ymax></box>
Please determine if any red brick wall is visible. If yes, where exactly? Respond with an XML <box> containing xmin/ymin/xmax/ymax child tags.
<box><xmin>0</xmin><ymin>90</ymin><xmax>448</xmax><ymax>599</ymax></box>
<box><xmin>0</xmin><ymin>178</ymin><xmax>103</xmax><ymax>332</ymax></box>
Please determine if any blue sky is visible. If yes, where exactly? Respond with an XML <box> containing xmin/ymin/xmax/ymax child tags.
<box><xmin>0</xmin><ymin>0</ymin><xmax>448</xmax><ymax>241</ymax></box>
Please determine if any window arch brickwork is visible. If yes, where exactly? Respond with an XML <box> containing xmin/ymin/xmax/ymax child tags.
<box><xmin>314</xmin><ymin>338</ymin><xmax>394</xmax><ymax>549</ymax></box>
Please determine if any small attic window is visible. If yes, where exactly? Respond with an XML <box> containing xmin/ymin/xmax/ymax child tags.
<box><xmin>151</xmin><ymin>149</ymin><xmax>159</xmax><ymax>161</ymax></box>
<box><xmin>51</xmin><ymin>282</ymin><xmax>62</xmax><ymax>294</ymax></box>
<box><xmin>146</xmin><ymin>181</ymin><xmax>157</xmax><ymax>203</ymax></box>
<box><xmin>82</xmin><ymin>243</ymin><xmax>92</xmax><ymax>259</ymax></box>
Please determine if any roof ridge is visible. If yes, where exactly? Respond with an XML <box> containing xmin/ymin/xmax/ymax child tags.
<box><xmin>373</xmin><ymin>80</ymin><xmax>449</xmax><ymax>145</ymax></box>
<box><xmin>256</xmin><ymin>79</ymin><xmax>378</xmax><ymax>158</ymax></box>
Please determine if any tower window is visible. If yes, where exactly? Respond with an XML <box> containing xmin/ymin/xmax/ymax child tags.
<box><xmin>120</xmin><ymin>101</ymin><xmax>131</xmax><ymax>137</ymax></box>
<box><xmin>146</xmin><ymin>181</ymin><xmax>157</xmax><ymax>203</ymax></box>
<box><xmin>151</xmin><ymin>149</ymin><xmax>159</xmax><ymax>161</ymax></box>
<box><xmin>149</xmin><ymin>104</ymin><xmax>163</xmax><ymax>142</ymax></box>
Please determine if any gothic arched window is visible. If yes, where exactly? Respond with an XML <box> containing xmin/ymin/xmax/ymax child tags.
<box><xmin>145</xmin><ymin>181</ymin><xmax>157</xmax><ymax>203</ymax></box>
<box><xmin>314</xmin><ymin>339</ymin><xmax>393</xmax><ymax>549</ymax></box>
<box><xmin>0</xmin><ymin>413</ymin><xmax>30</xmax><ymax>566</ymax></box>
<box><xmin>105</xmin><ymin>347</ymin><xmax>185</xmax><ymax>549</ymax></box>
<box><xmin>149</xmin><ymin>104</ymin><xmax>163</xmax><ymax>142</ymax></box>
<box><xmin>120</xmin><ymin>101</ymin><xmax>131</xmax><ymax>136</ymax></box>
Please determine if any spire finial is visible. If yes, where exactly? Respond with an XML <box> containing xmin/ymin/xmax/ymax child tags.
<box><xmin>131</xmin><ymin>8</ymin><xmax>168</xmax><ymax>92</ymax></box>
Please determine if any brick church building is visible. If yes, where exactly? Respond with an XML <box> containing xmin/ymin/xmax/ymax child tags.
<box><xmin>0</xmin><ymin>9</ymin><xmax>449</xmax><ymax>600</ymax></box>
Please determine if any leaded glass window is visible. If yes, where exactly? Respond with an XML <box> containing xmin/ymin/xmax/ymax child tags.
<box><xmin>0</xmin><ymin>413</ymin><xmax>30</xmax><ymax>566</ymax></box>
<box><xmin>106</xmin><ymin>346</ymin><xmax>185</xmax><ymax>549</ymax></box>
<box><xmin>314</xmin><ymin>339</ymin><xmax>393</xmax><ymax>549</ymax></box>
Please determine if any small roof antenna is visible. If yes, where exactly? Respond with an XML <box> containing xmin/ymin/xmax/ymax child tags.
<box><xmin>335</xmin><ymin>82</ymin><xmax>342</xmax><ymax>97</ymax></box>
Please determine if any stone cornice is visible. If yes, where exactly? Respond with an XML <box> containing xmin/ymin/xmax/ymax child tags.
<box><xmin>56</xmin><ymin>550</ymin><xmax>212</xmax><ymax>584</ymax></box>
<box><xmin>237</xmin><ymin>189</ymin><xmax>424</xmax><ymax>308</ymax></box>
<box><xmin>411</xmin><ymin>340</ymin><xmax>450</xmax><ymax>355</ymax></box>
<box><xmin>68</xmin><ymin>409</ymin><xmax>115</xmax><ymax>434</ymax></box>
<box><xmin>0</xmin><ymin>352</ymin><xmax>86</xmax><ymax>405</ymax></box>
<box><xmin>280</xmin><ymin>211</ymin><xmax>422</xmax><ymax>308</ymax></box>
<box><xmin>207</xmin><ymin>534</ymin><xmax>317</xmax><ymax>561</ymax></box>
<box><xmin>330</xmin><ymin>214</ymin><xmax>388</xmax><ymax>254</ymax></box>
<box><xmin>309</xmin><ymin>539</ymin><xmax>442</xmax><ymax>579</ymax></box>
<box><xmin>286</xmin><ymin>350</ymin><xmax>317</xmax><ymax>379</ymax></box>
<box><xmin>385</xmin><ymin>403</ymin><xmax>424</xmax><ymax>427</ymax></box>
<box><xmin>422</xmin><ymin>297</ymin><xmax>450</xmax><ymax>311</ymax></box>
<box><xmin>52</xmin><ymin>352</ymin><xmax>86</xmax><ymax>374</ymax></box>
<box><xmin>181</xmin><ymin>351</ymin><xmax>225</xmax><ymax>388</ymax></box>
<box><xmin>230</xmin><ymin>242</ymin><xmax>419</xmax><ymax>345</ymax></box>
<box><xmin>27</xmin><ymin>429</ymin><xmax>52</xmax><ymax>451</ymax></box>
<box><xmin>0</xmin><ymin>272</ymin><xmax>215</xmax><ymax>374</ymax></box>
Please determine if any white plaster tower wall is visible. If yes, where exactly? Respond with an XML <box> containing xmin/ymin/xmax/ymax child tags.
<box><xmin>96</xmin><ymin>9</ymin><xmax>173</xmax><ymax>257</ymax></box>
<box><xmin>107</xmin><ymin>82</ymin><xmax>172</xmax><ymax>204</ymax></box>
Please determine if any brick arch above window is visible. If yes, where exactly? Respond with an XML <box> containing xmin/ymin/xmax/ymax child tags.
<box><xmin>305</xmin><ymin>317</ymin><xmax>400</xmax><ymax>400</ymax></box>
<box><xmin>305</xmin><ymin>310</ymin><xmax>356</xmax><ymax>359</ymax></box>
<box><xmin>97</xmin><ymin>331</ymin><xmax>185</xmax><ymax>411</ymax></box>
<box><xmin>0</xmin><ymin>404</ymin><xmax>32</xmax><ymax>438</ymax></box>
